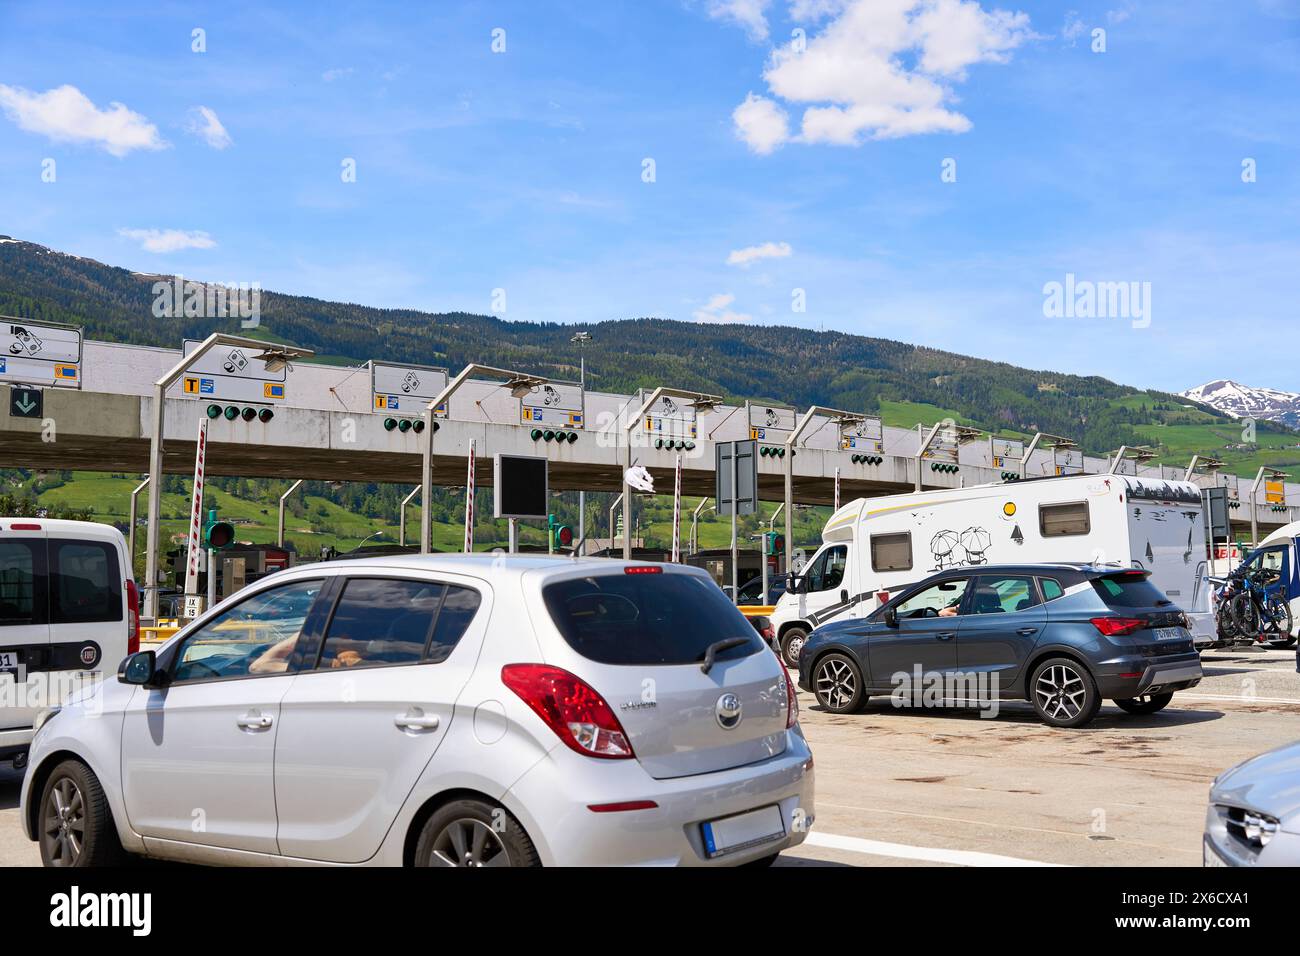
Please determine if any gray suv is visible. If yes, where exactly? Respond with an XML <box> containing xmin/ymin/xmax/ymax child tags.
<box><xmin>798</xmin><ymin>564</ymin><xmax>1203</xmax><ymax>728</ymax></box>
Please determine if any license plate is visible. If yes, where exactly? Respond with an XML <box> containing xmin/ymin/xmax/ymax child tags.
<box><xmin>701</xmin><ymin>805</ymin><xmax>785</xmax><ymax>859</ymax></box>
<box><xmin>1155</xmin><ymin>627</ymin><xmax>1185</xmax><ymax>641</ymax></box>
<box><xmin>0</xmin><ymin>650</ymin><xmax>18</xmax><ymax>671</ymax></box>
<box><xmin>1203</xmin><ymin>840</ymin><xmax>1230</xmax><ymax>867</ymax></box>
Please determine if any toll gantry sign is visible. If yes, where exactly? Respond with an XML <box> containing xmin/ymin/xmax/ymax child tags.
<box><xmin>840</xmin><ymin>415</ymin><xmax>884</xmax><ymax>454</ymax></box>
<box><xmin>0</xmin><ymin>319</ymin><xmax>82</xmax><ymax>388</ymax></box>
<box><xmin>990</xmin><ymin>436</ymin><xmax>1026</xmax><ymax>469</ymax></box>
<box><xmin>1055</xmin><ymin>447</ymin><xmax>1084</xmax><ymax>476</ymax></box>
<box><xmin>640</xmin><ymin>389</ymin><xmax>697</xmax><ymax>440</ymax></box>
<box><xmin>748</xmin><ymin>402</ymin><xmax>796</xmax><ymax>442</ymax></box>
<box><xmin>180</xmin><ymin>339</ymin><xmax>287</xmax><ymax>404</ymax></box>
<box><xmin>520</xmin><ymin>380</ymin><xmax>583</xmax><ymax>429</ymax></box>
<box><xmin>371</xmin><ymin>361</ymin><xmax>449</xmax><ymax>416</ymax></box>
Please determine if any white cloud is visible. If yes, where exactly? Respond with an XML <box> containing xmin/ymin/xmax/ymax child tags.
<box><xmin>733</xmin><ymin>92</ymin><xmax>790</xmax><ymax>154</ymax></box>
<box><xmin>727</xmin><ymin>241</ymin><xmax>794</xmax><ymax>266</ymax></box>
<box><xmin>1062</xmin><ymin>10</ymin><xmax>1087</xmax><ymax>44</ymax></box>
<box><xmin>707</xmin><ymin>0</ymin><xmax>773</xmax><ymax>41</ymax></box>
<box><xmin>185</xmin><ymin>106</ymin><xmax>232</xmax><ymax>149</ymax></box>
<box><xmin>731</xmin><ymin>0</ymin><xmax>1035</xmax><ymax>151</ymax></box>
<box><xmin>118</xmin><ymin>228</ymin><xmax>217</xmax><ymax>253</ymax></box>
<box><xmin>692</xmin><ymin>292</ymin><xmax>754</xmax><ymax>323</ymax></box>
<box><xmin>0</xmin><ymin>83</ymin><xmax>166</xmax><ymax>157</ymax></box>
<box><xmin>1106</xmin><ymin>6</ymin><xmax>1132</xmax><ymax>24</ymax></box>
<box><xmin>322</xmin><ymin>67</ymin><xmax>354</xmax><ymax>82</ymax></box>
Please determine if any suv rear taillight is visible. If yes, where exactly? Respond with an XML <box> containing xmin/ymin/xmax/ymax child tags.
<box><xmin>1091</xmin><ymin>616</ymin><xmax>1145</xmax><ymax>637</ymax></box>
<box><xmin>125</xmin><ymin>580</ymin><xmax>140</xmax><ymax>654</ymax></box>
<box><xmin>501</xmin><ymin>664</ymin><xmax>634</xmax><ymax>759</ymax></box>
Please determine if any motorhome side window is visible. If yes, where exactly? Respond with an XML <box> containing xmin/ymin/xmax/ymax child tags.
<box><xmin>870</xmin><ymin>532</ymin><xmax>912</xmax><ymax>572</ymax></box>
<box><xmin>1039</xmin><ymin>501</ymin><xmax>1090</xmax><ymax>537</ymax></box>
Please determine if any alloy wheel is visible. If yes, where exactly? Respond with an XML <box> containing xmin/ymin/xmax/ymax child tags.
<box><xmin>42</xmin><ymin>777</ymin><xmax>86</xmax><ymax>867</ymax></box>
<box><xmin>428</xmin><ymin>818</ymin><xmax>511</xmax><ymax>867</ymax></box>
<box><xmin>1034</xmin><ymin>664</ymin><xmax>1085</xmax><ymax>721</ymax></box>
<box><xmin>816</xmin><ymin>658</ymin><xmax>856</xmax><ymax>709</ymax></box>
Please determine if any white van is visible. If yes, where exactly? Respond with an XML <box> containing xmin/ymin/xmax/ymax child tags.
<box><xmin>769</xmin><ymin>474</ymin><xmax>1215</xmax><ymax>665</ymax></box>
<box><xmin>1</xmin><ymin>518</ymin><xmax>139</xmax><ymax>764</ymax></box>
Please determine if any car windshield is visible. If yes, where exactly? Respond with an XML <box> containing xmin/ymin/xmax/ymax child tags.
<box><xmin>543</xmin><ymin>572</ymin><xmax>763</xmax><ymax>666</ymax></box>
<box><xmin>1092</xmin><ymin>573</ymin><xmax>1171</xmax><ymax>608</ymax></box>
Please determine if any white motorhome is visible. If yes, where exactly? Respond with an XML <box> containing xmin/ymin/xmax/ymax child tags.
<box><xmin>768</xmin><ymin>473</ymin><xmax>1214</xmax><ymax>665</ymax></box>
<box><xmin>1229</xmin><ymin>519</ymin><xmax>1300</xmax><ymax>644</ymax></box>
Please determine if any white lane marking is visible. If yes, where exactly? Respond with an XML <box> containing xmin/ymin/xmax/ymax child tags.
<box><xmin>803</xmin><ymin>831</ymin><xmax>1066</xmax><ymax>867</ymax></box>
<box><xmin>1181</xmin><ymin>693</ymin><xmax>1300</xmax><ymax>704</ymax></box>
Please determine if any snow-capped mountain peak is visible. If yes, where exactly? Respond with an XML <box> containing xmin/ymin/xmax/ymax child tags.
<box><xmin>1180</xmin><ymin>380</ymin><xmax>1300</xmax><ymax>428</ymax></box>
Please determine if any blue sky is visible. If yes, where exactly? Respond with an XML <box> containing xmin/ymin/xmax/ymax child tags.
<box><xmin>1</xmin><ymin>0</ymin><xmax>1297</xmax><ymax>394</ymax></box>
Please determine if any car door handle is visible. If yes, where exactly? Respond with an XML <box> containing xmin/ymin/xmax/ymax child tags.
<box><xmin>236</xmin><ymin>711</ymin><xmax>273</xmax><ymax>731</ymax></box>
<box><xmin>936</xmin><ymin>631</ymin><xmax>956</xmax><ymax>640</ymax></box>
<box><xmin>394</xmin><ymin>709</ymin><xmax>440</xmax><ymax>732</ymax></box>
<box><xmin>1017</xmin><ymin>627</ymin><xmax>1039</xmax><ymax>635</ymax></box>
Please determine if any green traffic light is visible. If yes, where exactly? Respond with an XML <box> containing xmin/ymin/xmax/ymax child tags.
<box><xmin>206</xmin><ymin>404</ymin><xmax>221</xmax><ymax>419</ymax></box>
<box><xmin>223</xmin><ymin>405</ymin><xmax>239</xmax><ymax>421</ymax></box>
<box><xmin>383</xmin><ymin>418</ymin><xmax>398</xmax><ymax>431</ymax></box>
<box><xmin>531</xmin><ymin>428</ymin><xmax>543</xmax><ymax>441</ymax></box>
<box><xmin>398</xmin><ymin>418</ymin><xmax>412</xmax><ymax>432</ymax></box>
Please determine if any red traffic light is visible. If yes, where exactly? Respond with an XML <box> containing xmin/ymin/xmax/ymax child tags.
<box><xmin>557</xmin><ymin>526</ymin><xmax>574</xmax><ymax>548</ymax></box>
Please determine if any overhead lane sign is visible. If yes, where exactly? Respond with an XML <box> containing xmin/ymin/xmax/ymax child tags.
<box><xmin>0</xmin><ymin>319</ymin><xmax>82</xmax><ymax>389</ymax></box>
<box><xmin>520</xmin><ymin>380</ymin><xmax>583</xmax><ymax>429</ymax></box>
<box><xmin>180</xmin><ymin>339</ymin><xmax>288</xmax><ymax>405</ymax></box>
<box><xmin>371</xmin><ymin>361</ymin><xmax>449</xmax><ymax>416</ymax></box>
<box><xmin>840</xmin><ymin>415</ymin><xmax>884</xmax><ymax>454</ymax></box>
<box><xmin>748</xmin><ymin>402</ymin><xmax>797</xmax><ymax>442</ymax></box>
<box><xmin>640</xmin><ymin>389</ymin><xmax>697</xmax><ymax>440</ymax></box>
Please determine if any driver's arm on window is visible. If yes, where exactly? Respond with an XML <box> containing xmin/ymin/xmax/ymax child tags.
<box><xmin>248</xmin><ymin>635</ymin><xmax>297</xmax><ymax>674</ymax></box>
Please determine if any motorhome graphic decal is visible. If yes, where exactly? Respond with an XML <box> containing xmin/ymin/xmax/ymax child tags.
<box><xmin>929</xmin><ymin>527</ymin><xmax>991</xmax><ymax>571</ymax></box>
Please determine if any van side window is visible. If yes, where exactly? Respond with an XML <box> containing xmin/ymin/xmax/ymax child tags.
<box><xmin>806</xmin><ymin>546</ymin><xmax>848</xmax><ymax>592</ymax></box>
<box><xmin>49</xmin><ymin>540</ymin><xmax>121</xmax><ymax>624</ymax></box>
<box><xmin>1039</xmin><ymin>502</ymin><xmax>1090</xmax><ymax>537</ymax></box>
<box><xmin>1038</xmin><ymin>578</ymin><xmax>1065</xmax><ymax>601</ymax></box>
<box><xmin>870</xmin><ymin>532</ymin><xmax>912</xmax><ymax>572</ymax></box>
<box><xmin>0</xmin><ymin>541</ymin><xmax>42</xmax><ymax>626</ymax></box>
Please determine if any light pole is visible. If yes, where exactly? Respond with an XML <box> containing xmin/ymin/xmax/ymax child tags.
<box><xmin>621</xmin><ymin>387</ymin><xmax>723</xmax><ymax>560</ymax></box>
<box><xmin>144</xmin><ymin>334</ymin><xmax>313</xmax><ymax>621</ymax></box>
<box><xmin>421</xmin><ymin>364</ymin><xmax>548</xmax><ymax>555</ymax></box>
<box><xmin>572</xmin><ymin>331</ymin><xmax>591</xmax><ymax>551</ymax></box>
<box><xmin>398</xmin><ymin>484</ymin><xmax>421</xmax><ymax>547</ymax></box>
<box><xmin>277</xmin><ymin>479</ymin><xmax>304</xmax><ymax>547</ymax></box>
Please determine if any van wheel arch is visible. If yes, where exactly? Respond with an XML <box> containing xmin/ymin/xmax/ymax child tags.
<box><xmin>26</xmin><ymin>749</ymin><xmax>105</xmax><ymax>842</ymax></box>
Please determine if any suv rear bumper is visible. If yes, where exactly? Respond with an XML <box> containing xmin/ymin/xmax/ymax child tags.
<box><xmin>1094</xmin><ymin>652</ymin><xmax>1203</xmax><ymax>698</ymax></box>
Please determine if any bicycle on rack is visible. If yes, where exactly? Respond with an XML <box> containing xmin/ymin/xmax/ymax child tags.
<box><xmin>1229</xmin><ymin>567</ymin><xmax>1296</xmax><ymax>648</ymax></box>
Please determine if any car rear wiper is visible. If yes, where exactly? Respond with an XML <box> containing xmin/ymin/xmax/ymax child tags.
<box><xmin>701</xmin><ymin>637</ymin><xmax>750</xmax><ymax>675</ymax></box>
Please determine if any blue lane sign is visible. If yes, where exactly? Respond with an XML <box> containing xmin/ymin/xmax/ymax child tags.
<box><xmin>0</xmin><ymin>357</ymin><xmax>6</xmax><ymax>373</ymax></box>
<box><xmin>200</xmin><ymin>378</ymin><xmax>215</xmax><ymax>394</ymax></box>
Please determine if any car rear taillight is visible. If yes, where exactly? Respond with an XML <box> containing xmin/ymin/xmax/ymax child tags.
<box><xmin>125</xmin><ymin>580</ymin><xmax>140</xmax><ymax>655</ymax></box>
<box><xmin>501</xmin><ymin>664</ymin><xmax>634</xmax><ymax>759</ymax></box>
<box><xmin>8</xmin><ymin>523</ymin><xmax>41</xmax><ymax>531</ymax></box>
<box><xmin>779</xmin><ymin>658</ymin><xmax>799</xmax><ymax>729</ymax></box>
<box><xmin>1090</xmin><ymin>616</ymin><xmax>1145</xmax><ymax>637</ymax></box>
<box><xmin>623</xmin><ymin>565</ymin><xmax>662</xmax><ymax>574</ymax></box>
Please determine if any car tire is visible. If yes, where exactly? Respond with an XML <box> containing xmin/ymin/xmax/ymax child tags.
<box><xmin>780</xmin><ymin>626</ymin><xmax>810</xmax><ymax>668</ymax></box>
<box><xmin>812</xmin><ymin>652</ymin><xmax>867</xmax><ymax>714</ymax></box>
<box><xmin>414</xmin><ymin>799</ymin><xmax>540</xmax><ymax>868</ymax></box>
<box><xmin>1112</xmin><ymin>692</ymin><xmax>1174</xmax><ymax>715</ymax></box>
<box><xmin>38</xmin><ymin>759</ymin><xmax>126</xmax><ymax>867</ymax></box>
<box><xmin>1029</xmin><ymin>657</ymin><xmax>1101</xmax><ymax>728</ymax></box>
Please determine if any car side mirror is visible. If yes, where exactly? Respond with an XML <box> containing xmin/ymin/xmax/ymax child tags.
<box><xmin>883</xmin><ymin>606</ymin><xmax>898</xmax><ymax>628</ymax></box>
<box><xmin>118</xmin><ymin>650</ymin><xmax>157</xmax><ymax>686</ymax></box>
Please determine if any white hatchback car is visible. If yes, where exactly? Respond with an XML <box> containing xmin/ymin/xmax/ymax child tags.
<box><xmin>21</xmin><ymin>554</ymin><xmax>814</xmax><ymax>866</ymax></box>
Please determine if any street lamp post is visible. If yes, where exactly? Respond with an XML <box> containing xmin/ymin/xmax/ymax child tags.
<box><xmin>144</xmin><ymin>333</ymin><xmax>314</xmax><ymax>621</ymax></box>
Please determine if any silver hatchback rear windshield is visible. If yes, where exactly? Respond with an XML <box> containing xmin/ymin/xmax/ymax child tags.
<box><xmin>542</xmin><ymin>572</ymin><xmax>763</xmax><ymax>666</ymax></box>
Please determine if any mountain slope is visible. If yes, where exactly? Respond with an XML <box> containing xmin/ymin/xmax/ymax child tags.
<box><xmin>1</xmin><ymin>235</ymin><xmax>1293</xmax><ymax>466</ymax></box>
<box><xmin>1180</xmin><ymin>380</ymin><xmax>1300</xmax><ymax>428</ymax></box>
